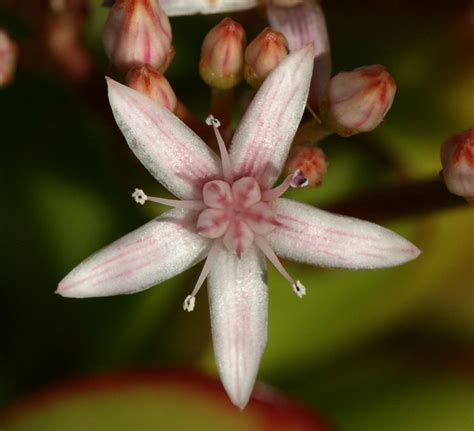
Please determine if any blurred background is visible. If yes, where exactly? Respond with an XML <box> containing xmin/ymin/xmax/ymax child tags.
<box><xmin>1</xmin><ymin>0</ymin><xmax>473</xmax><ymax>429</ymax></box>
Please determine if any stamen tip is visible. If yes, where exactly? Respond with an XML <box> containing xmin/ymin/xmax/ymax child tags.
<box><xmin>292</xmin><ymin>280</ymin><xmax>306</xmax><ymax>298</ymax></box>
<box><xmin>183</xmin><ymin>295</ymin><xmax>195</xmax><ymax>312</ymax></box>
<box><xmin>205</xmin><ymin>115</ymin><xmax>221</xmax><ymax>128</ymax></box>
<box><xmin>290</xmin><ymin>170</ymin><xmax>308</xmax><ymax>188</ymax></box>
<box><xmin>132</xmin><ymin>188</ymin><xmax>147</xmax><ymax>205</ymax></box>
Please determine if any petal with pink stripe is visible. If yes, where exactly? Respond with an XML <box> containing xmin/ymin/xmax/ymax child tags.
<box><xmin>267</xmin><ymin>0</ymin><xmax>331</xmax><ymax>105</ymax></box>
<box><xmin>57</xmin><ymin>208</ymin><xmax>211</xmax><ymax>298</ymax></box>
<box><xmin>268</xmin><ymin>198</ymin><xmax>421</xmax><ymax>269</ymax></box>
<box><xmin>107</xmin><ymin>77</ymin><xmax>221</xmax><ymax>199</ymax></box>
<box><xmin>229</xmin><ymin>47</ymin><xmax>314</xmax><ymax>189</ymax></box>
<box><xmin>207</xmin><ymin>244</ymin><xmax>267</xmax><ymax>410</ymax></box>
<box><xmin>160</xmin><ymin>0</ymin><xmax>258</xmax><ymax>16</ymax></box>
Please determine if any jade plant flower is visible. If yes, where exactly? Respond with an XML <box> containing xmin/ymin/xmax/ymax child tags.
<box><xmin>57</xmin><ymin>47</ymin><xmax>420</xmax><ymax>409</ymax></box>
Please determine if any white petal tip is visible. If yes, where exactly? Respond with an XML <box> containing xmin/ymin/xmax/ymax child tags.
<box><xmin>226</xmin><ymin>385</ymin><xmax>253</xmax><ymax>410</ymax></box>
<box><xmin>183</xmin><ymin>295</ymin><xmax>195</xmax><ymax>312</ymax></box>
<box><xmin>55</xmin><ymin>282</ymin><xmax>78</xmax><ymax>298</ymax></box>
<box><xmin>390</xmin><ymin>239</ymin><xmax>422</xmax><ymax>266</ymax></box>
<box><xmin>292</xmin><ymin>280</ymin><xmax>306</xmax><ymax>298</ymax></box>
<box><xmin>408</xmin><ymin>244</ymin><xmax>422</xmax><ymax>261</ymax></box>
<box><xmin>232</xmin><ymin>397</ymin><xmax>250</xmax><ymax>411</ymax></box>
<box><xmin>105</xmin><ymin>75</ymin><xmax>117</xmax><ymax>89</ymax></box>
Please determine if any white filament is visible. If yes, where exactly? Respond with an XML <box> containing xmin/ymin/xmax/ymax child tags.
<box><xmin>132</xmin><ymin>188</ymin><xmax>205</xmax><ymax>210</ymax></box>
<box><xmin>254</xmin><ymin>236</ymin><xmax>306</xmax><ymax>298</ymax></box>
<box><xmin>183</xmin><ymin>242</ymin><xmax>221</xmax><ymax>312</ymax></box>
<box><xmin>206</xmin><ymin>115</ymin><xmax>233</xmax><ymax>183</ymax></box>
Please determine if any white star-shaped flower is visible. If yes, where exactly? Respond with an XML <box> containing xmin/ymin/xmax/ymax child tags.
<box><xmin>57</xmin><ymin>47</ymin><xmax>420</xmax><ymax>409</ymax></box>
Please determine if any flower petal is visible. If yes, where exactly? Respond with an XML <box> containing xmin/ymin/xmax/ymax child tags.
<box><xmin>267</xmin><ymin>0</ymin><xmax>331</xmax><ymax>106</ymax></box>
<box><xmin>57</xmin><ymin>209</ymin><xmax>211</xmax><ymax>298</ymax></box>
<box><xmin>207</xmin><ymin>245</ymin><xmax>268</xmax><ymax>409</ymax></box>
<box><xmin>268</xmin><ymin>198</ymin><xmax>421</xmax><ymax>269</ymax></box>
<box><xmin>107</xmin><ymin>77</ymin><xmax>221</xmax><ymax>199</ymax></box>
<box><xmin>160</xmin><ymin>0</ymin><xmax>258</xmax><ymax>16</ymax></box>
<box><xmin>229</xmin><ymin>47</ymin><xmax>314</xmax><ymax>189</ymax></box>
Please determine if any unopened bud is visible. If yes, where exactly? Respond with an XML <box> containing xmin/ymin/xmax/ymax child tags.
<box><xmin>102</xmin><ymin>0</ymin><xmax>172</xmax><ymax>72</ymax></box>
<box><xmin>244</xmin><ymin>27</ymin><xmax>288</xmax><ymax>88</ymax></box>
<box><xmin>127</xmin><ymin>64</ymin><xmax>177</xmax><ymax>111</ymax></box>
<box><xmin>440</xmin><ymin>128</ymin><xmax>474</xmax><ymax>201</ymax></box>
<box><xmin>321</xmin><ymin>65</ymin><xmax>396</xmax><ymax>137</ymax></box>
<box><xmin>284</xmin><ymin>146</ymin><xmax>328</xmax><ymax>187</ymax></box>
<box><xmin>0</xmin><ymin>29</ymin><xmax>18</xmax><ymax>87</ymax></box>
<box><xmin>199</xmin><ymin>18</ymin><xmax>246</xmax><ymax>90</ymax></box>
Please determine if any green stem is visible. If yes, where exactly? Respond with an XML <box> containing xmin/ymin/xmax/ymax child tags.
<box><xmin>293</xmin><ymin>118</ymin><xmax>332</xmax><ymax>147</ymax></box>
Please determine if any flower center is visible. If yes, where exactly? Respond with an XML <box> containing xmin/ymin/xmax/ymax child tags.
<box><xmin>196</xmin><ymin>177</ymin><xmax>278</xmax><ymax>257</ymax></box>
<box><xmin>131</xmin><ymin>115</ymin><xmax>309</xmax><ymax>312</ymax></box>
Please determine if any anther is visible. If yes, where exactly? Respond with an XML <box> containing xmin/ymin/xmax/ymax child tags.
<box><xmin>290</xmin><ymin>169</ymin><xmax>309</xmax><ymax>188</ymax></box>
<box><xmin>292</xmin><ymin>280</ymin><xmax>306</xmax><ymax>298</ymax></box>
<box><xmin>183</xmin><ymin>295</ymin><xmax>196</xmax><ymax>312</ymax></box>
<box><xmin>206</xmin><ymin>115</ymin><xmax>221</xmax><ymax>127</ymax></box>
<box><xmin>132</xmin><ymin>188</ymin><xmax>147</xmax><ymax>205</ymax></box>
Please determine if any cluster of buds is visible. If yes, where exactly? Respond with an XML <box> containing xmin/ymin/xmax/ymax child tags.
<box><xmin>0</xmin><ymin>29</ymin><xmax>17</xmax><ymax>87</ymax></box>
<box><xmin>199</xmin><ymin>19</ymin><xmax>290</xmax><ymax>91</ymax></box>
<box><xmin>319</xmin><ymin>65</ymin><xmax>397</xmax><ymax>137</ymax></box>
<box><xmin>103</xmin><ymin>0</ymin><xmax>176</xmax><ymax>111</ymax></box>
<box><xmin>440</xmin><ymin>128</ymin><xmax>474</xmax><ymax>202</ymax></box>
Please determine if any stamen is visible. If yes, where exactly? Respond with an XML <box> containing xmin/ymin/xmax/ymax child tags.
<box><xmin>206</xmin><ymin>115</ymin><xmax>233</xmax><ymax>183</ymax></box>
<box><xmin>132</xmin><ymin>188</ymin><xmax>205</xmax><ymax>211</ymax></box>
<box><xmin>261</xmin><ymin>169</ymin><xmax>308</xmax><ymax>201</ymax></box>
<box><xmin>183</xmin><ymin>242</ymin><xmax>221</xmax><ymax>312</ymax></box>
<box><xmin>254</xmin><ymin>237</ymin><xmax>306</xmax><ymax>298</ymax></box>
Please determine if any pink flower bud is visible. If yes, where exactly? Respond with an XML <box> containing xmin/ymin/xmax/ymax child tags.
<box><xmin>199</xmin><ymin>18</ymin><xmax>246</xmax><ymax>90</ymax></box>
<box><xmin>321</xmin><ymin>64</ymin><xmax>397</xmax><ymax>137</ymax></box>
<box><xmin>244</xmin><ymin>27</ymin><xmax>288</xmax><ymax>88</ymax></box>
<box><xmin>102</xmin><ymin>0</ymin><xmax>172</xmax><ymax>72</ymax></box>
<box><xmin>284</xmin><ymin>146</ymin><xmax>328</xmax><ymax>187</ymax></box>
<box><xmin>126</xmin><ymin>64</ymin><xmax>177</xmax><ymax>111</ymax></box>
<box><xmin>440</xmin><ymin>128</ymin><xmax>474</xmax><ymax>201</ymax></box>
<box><xmin>0</xmin><ymin>29</ymin><xmax>18</xmax><ymax>87</ymax></box>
